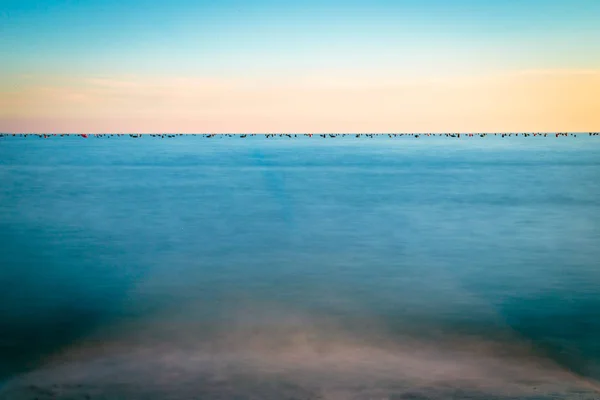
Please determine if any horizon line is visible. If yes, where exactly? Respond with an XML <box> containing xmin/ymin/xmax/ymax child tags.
<box><xmin>2</xmin><ymin>132</ymin><xmax>599</xmax><ymax>136</ymax></box>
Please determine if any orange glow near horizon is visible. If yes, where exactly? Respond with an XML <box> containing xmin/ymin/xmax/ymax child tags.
<box><xmin>2</xmin><ymin>70</ymin><xmax>599</xmax><ymax>133</ymax></box>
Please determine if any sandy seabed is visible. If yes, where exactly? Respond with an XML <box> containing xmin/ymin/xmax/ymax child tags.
<box><xmin>2</xmin><ymin>317</ymin><xmax>599</xmax><ymax>400</ymax></box>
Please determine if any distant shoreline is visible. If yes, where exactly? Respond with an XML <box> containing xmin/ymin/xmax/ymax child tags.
<box><xmin>1</xmin><ymin>132</ymin><xmax>599</xmax><ymax>138</ymax></box>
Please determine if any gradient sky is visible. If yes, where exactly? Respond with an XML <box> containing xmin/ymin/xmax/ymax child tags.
<box><xmin>2</xmin><ymin>0</ymin><xmax>599</xmax><ymax>132</ymax></box>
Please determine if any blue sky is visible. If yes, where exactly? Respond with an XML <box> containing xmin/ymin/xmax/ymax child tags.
<box><xmin>2</xmin><ymin>0</ymin><xmax>599</xmax><ymax>77</ymax></box>
<box><xmin>2</xmin><ymin>0</ymin><xmax>599</xmax><ymax>133</ymax></box>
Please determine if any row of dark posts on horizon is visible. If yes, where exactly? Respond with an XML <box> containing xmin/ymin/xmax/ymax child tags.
<box><xmin>0</xmin><ymin>132</ymin><xmax>599</xmax><ymax>139</ymax></box>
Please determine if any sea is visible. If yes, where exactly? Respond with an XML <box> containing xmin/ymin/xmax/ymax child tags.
<box><xmin>0</xmin><ymin>134</ymin><xmax>599</xmax><ymax>399</ymax></box>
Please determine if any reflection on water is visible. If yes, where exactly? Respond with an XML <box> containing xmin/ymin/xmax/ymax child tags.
<box><xmin>0</xmin><ymin>135</ymin><xmax>599</xmax><ymax>399</ymax></box>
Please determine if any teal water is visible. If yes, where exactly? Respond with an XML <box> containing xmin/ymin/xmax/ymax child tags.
<box><xmin>1</xmin><ymin>135</ymin><xmax>599</xmax><ymax>399</ymax></box>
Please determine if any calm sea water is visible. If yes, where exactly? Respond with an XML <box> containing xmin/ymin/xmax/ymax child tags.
<box><xmin>1</xmin><ymin>135</ymin><xmax>599</xmax><ymax>399</ymax></box>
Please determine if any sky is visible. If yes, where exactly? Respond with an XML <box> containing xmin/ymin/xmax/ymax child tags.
<box><xmin>1</xmin><ymin>0</ymin><xmax>599</xmax><ymax>133</ymax></box>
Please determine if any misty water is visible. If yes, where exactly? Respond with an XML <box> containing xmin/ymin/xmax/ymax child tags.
<box><xmin>1</xmin><ymin>134</ymin><xmax>599</xmax><ymax>399</ymax></box>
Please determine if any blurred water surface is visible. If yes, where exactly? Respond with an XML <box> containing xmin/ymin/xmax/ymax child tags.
<box><xmin>1</xmin><ymin>135</ymin><xmax>599</xmax><ymax>399</ymax></box>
